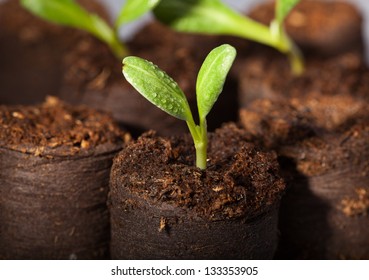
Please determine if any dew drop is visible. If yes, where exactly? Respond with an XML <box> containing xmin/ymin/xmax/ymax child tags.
<box><xmin>170</xmin><ymin>82</ymin><xmax>177</xmax><ymax>89</ymax></box>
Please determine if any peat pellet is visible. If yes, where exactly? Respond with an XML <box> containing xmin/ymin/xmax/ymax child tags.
<box><xmin>109</xmin><ymin>123</ymin><xmax>285</xmax><ymax>259</ymax></box>
<box><xmin>0</xmin><ymin>97</ymin><xmax>130</xmax><ymax>259</ymax></box>
<box><xmin>240</xmin><ymin>96</ymin><xmax>369</xmax><ymax>259</ymax></box>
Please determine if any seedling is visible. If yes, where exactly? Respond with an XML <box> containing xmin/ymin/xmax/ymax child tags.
<box><xmin>154</xmin><ymin>0</ymin><xmax>303</xmax><ymax>75</ymax></box>
<box><xmin>122</xmin><ymin>44</ymin><xmax>236</xmax><ymax>170</ymax></box>
<box><xmin>21</xmin><ymin>0</ymin><xmax>160</xmax><ymax>59</ymax></box>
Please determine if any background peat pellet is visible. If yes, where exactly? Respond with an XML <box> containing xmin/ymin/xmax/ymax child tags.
<box><xmin>109</xmin><ymin>123</ymin><xmax>285</xmax><ymax>259</ymax></box>
<box><xmin>0</xmin><ymin>97</ymin><xmax>130</xmax><ymax>259</ymax></box>
<box><xmin>239</xmin><ymin>96</ymin><xmax>369</xmax><ymax>259</ymax></box>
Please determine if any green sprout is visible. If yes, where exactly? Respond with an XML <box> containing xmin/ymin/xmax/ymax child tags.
<box><xmin>154</xmin><ymin>0</ymin><xmax>303</xmax><ymax>75</ymax></box>
<box><xmin>21</xmin><ymin>0</ymin><xmax>161</xmax><ymax>59</ymax></box>
<box><xmin>122</xmin><ymin>44</ymin><xmax>236</xmax><ymax>170</ymax></box>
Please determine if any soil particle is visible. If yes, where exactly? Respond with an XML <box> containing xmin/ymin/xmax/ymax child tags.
<box><xmin>341</xmin><ymin>188</ymin><xmax>369</xmax><ymax>217</ymax></box>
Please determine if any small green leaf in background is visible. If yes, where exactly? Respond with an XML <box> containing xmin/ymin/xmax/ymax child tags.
<box><xmin>21</xmin><ymin>0</ymin><xmax>107</xmax><ymax>35</ymax></box>
<box><xmin>153</xmin><ymin>0</ymin><xmax>272</xmax><ymax>50</ymax></box>
<box><xmin>21</xmin><ymin>0</ymin><xmax>126</xmax><ymax>58</ymax></box>
<box><xmin>122</xmin><ymin>57</ymin><xmax>191</xmax><ymax>121</ymax></box>
<box><xmin>153</xmin><ymin>0</ymin><xmax>246</xmax><ymax>35</ymax></box>
<box><xmin>196</xmin><ymin>44</ymin><xmax>236</xmax><ymax>121</ymax></box>
<box><xmin>276</xmin><ymin>0</ymin><xmax>300</xmax><ymax>23</ymax></box>
<box><xmin>116</xmin><ymin>0</ymin><xmax>160</xmax><ymax>28</ymax></box>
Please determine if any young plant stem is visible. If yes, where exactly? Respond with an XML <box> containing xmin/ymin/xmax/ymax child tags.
<box><xmin>271</xmin><ymin>21</ymin><xmax>304</xmax><ymax>75</ymax></box>
<box><xmin>91</xmin><ymin>22</ymin><xmax>128</xmax><ymax>59</ymax></box>
<box><xmin>285</xmin><ymin>38</ymin><xmax>304</xmax><ymax>75</ymax></box>
<box><xmin>110</xmin><ymin>35</ymin><xmax>129</xmax><ymax>59</ymax></box>
<box><xmin>186</xmin><ymin>116</ymin><xmax>208</xmax><ymax>170</ymax></box>
<box><xmin>221</xmin><ymin>14</ymin><xmax>304</xmax><ymax>75</ymax></box>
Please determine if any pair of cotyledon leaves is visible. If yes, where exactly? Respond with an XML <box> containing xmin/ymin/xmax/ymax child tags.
<box><xmin>123</xmin><ymin>44</ymin><xmax>236</xmax><ymax>123</ymax></box>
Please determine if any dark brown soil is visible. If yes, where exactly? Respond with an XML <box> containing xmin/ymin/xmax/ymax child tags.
<box><xmin>0</xmin><ymin>97</ymin><xmax>130</xmax><ymax>259</ymax></box>
<box><xmin>109</xmin><ymin>123</ymin><xmax>285</xmax><ymax>259</ymax></box>
<box><xmin>249</xmin><ymin>0</ymin><xmax>363</xmax><ymax>57</ymax></box>
<box><xmin>239</xmin><ymin>95</ymin><xmax>369</xmax><ymax>259</ymax></box>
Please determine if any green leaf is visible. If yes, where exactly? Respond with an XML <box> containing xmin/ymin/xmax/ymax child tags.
<box><xmin>154</xmin><ymin>0</ymin><xmax>273</xmax><ymax>47</ymax></box>
<box><xmin>116</xmin><ymin>0</ymin><xmax>160</xmax><ymax>28</ymax></box>
<box><xmin>20</xmin><ymin>0</ymin><xmax>126</xmax><ymax>58</ymax></box>
<box><xmin>196</xmin><ymin>44</ymin><xmax>236</xmax><ymax>121</ymax></box>
<box><xmin>276</xmin><ymin>0</ymin><xmax>300</xmax><ymax>23</ymax></box>
<box><xmin>122</xmin><ymin>56</ymin><xmax>191</xmax><ymax>121</ymax></box>
<box><xmin>154</xmin><ymin>0</ymin><xmax>243</xmax><ymax>34</ymax></box>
